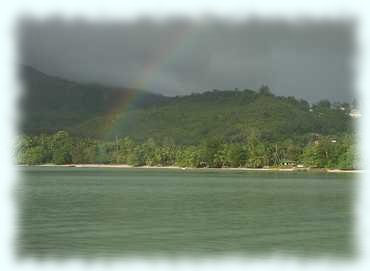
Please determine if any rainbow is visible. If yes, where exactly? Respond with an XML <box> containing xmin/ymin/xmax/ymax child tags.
<box><xmin>99</xmin><ymin>25</ymin><xmax>194</xmax><ymax>139</ymax></box>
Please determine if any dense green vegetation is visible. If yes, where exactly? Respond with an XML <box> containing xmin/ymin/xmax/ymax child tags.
<box><xmin>18</xmin><ymin>66</ymin><xmax>358</xmax><ymax>169</ymax></box>
<box><xmin>21</xmin><ymin>66</ymin><xmax>353</xmax><ymax>143</ymax></box>
<box><xmin>17</xmin><ymin>130</ymin><xmax>357</xmax><ymax>169</ymax></box>
<box><xmin>20</xmin><ymin>65</ymin><xmax>168</xmax><ymax>135</ymax></box>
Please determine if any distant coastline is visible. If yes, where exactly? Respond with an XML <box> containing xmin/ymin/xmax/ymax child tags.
<box><xmin>18</xmin><ymin>164</ymin><xmax>364</xmax><ymax>173</ymax></box>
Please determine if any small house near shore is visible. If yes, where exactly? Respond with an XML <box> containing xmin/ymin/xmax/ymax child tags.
<box><xmin>280</xmin><ymin>160</ymin><xmax>297</xmax><ymax>167</ymax></box>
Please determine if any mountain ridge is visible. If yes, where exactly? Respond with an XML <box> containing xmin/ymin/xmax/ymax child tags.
<box><xmin>19</xmin><ymin>65</ymin><xmax>353</xmax><ymax>145</ymax></box>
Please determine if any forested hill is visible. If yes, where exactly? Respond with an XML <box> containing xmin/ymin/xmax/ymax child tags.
<box><xmin>20</xmin><ymin>65</ymin><xmax>169</xmax><ymax>135</ymax></box>
<box><xmin>20</xmin><ymin>65</ymin><xmax>353</xmax><ymax>145</ymax></box>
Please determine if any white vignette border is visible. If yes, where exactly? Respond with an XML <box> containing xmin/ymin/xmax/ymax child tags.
<box><xmin>1</xmin><ymin>1</ymin><xmax>370</xmax><ymax>270</ymax></box>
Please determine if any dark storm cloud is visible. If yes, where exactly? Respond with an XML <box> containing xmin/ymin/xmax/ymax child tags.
<box><xmin>19</xmin><ymin>18</ymin><xmax>355</xmax><ymax>102</ymax></box>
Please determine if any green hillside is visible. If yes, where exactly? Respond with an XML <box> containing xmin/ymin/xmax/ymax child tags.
<box><xmin>20</xmin><ymin>66</ymin><xmax>353</xmax><ymax>145</ymax></box>
<box><xmin>96</xmin><ymin>89</ymin><xmax>353</xmax><ymax>145</ymax></box>
<box><xmin>20</xmin><ymin>65</ymin><xmax>168</xmax><ymax>135</ymax></box>
<box><xmin>18</xmin><ymin>66</ymin><xmax>357</xmax><ymax>169</ymax></box>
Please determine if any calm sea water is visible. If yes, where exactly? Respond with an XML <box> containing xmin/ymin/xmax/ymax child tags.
<box><xmin>16</xmin><ymin>167</ymin><xmax>356</xmax><ymax>258</ymax></box>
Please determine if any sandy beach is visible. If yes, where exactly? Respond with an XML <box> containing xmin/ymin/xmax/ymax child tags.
<box><xmin>28</xmin><ymin>164</ymin><xmax>365</xmax><ymax>173</ymax></box>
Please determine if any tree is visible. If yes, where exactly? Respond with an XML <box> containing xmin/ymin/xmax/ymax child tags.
<box><xmin>158</xmin><ymin>137</ymin><xmax>177</xmax><ymax>166</ymax></box>
<box><xmin>116</xmin><ymin>137</ymin><xmax>136</xmax><ymax>164</ymax></box>
<box><xmin>142</xmin><ymin>138</ymin><xmax>161</xmax><ymax>166</ymax></box>
<box><xmin>223</xmin><ymin>143</ymin><xmax>247</xmax><ymax>167</ymax></box>
<box><xmin>71</xmin><ymin>139</ymin><xmax>97</xmax><ymax>164</ymax></box>
<box><xmin>50</xmin><ymin>131</ymin><xmax>72</xmax><ymax>164</ymax></box>
<box><xmin>337</xmin><ymin>145</ymin><xmax>356</xmax><ymax>169</ymax></box>
<box><xmin>199</xmin><ymin>138</ymin><xmax>223</xmax><ymax>167</ymax></box>
<box><xmin>21</xmin><ymin>146</ymin><xmax>48</xmax><ymax>165</ymax></box>
<box><xmin>175</xmin><ymin>146</ymin><xmax>202</xmax><ymax>168</ymax></box>
<box><xmin>258</xmin><ymin>85</ymin><xmax>272</xmax><ymax>96</ymax></box>
<box><xmin>316</xmin><ymin>100</ymin><xmax>331</xmax><ymax>110</ymax></box>
<box><xmin>127</xmin><ymin>145</ymin><xmax>145</xmax><ymax>166</ymax></box>
<box><xmin>246</xmin><ymin>131</ymin><xmax>267</xmax><ymax>168</ymax></box>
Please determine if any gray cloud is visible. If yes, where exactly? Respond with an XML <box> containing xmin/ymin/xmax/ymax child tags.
<box><xmin>19</xmin><ymin>18</ymin><xmax>355</xmax><ymax>102</ymax></box>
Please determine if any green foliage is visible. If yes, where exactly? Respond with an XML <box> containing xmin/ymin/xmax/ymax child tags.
<box><xmin>21</xmin><ymin>146</ymin><xmax>48</xmax><ymax>165</ymax></box>
<box><xmin>71</xmin><ymin>139</ymin><xmax>97</xmax><ymax>164</ymax></box>
<box><xmin>336</xmin><ymin>136</ymin><xmax>358</xmax><ymax>169</ymax></box>
<box><xmin>220</xmin><ymin>143</ymin><xmax>247</xmax><ymax>168</ymax></box>
<box><xmin>16</xmin><ymin>130</ymin><xmax>357</xmax><ymax>169</ymax></box>
<box><xmin>301</xmin><ymin>135</ymin><xmax>357</xmax><ymax>169</ymax></box>
<box><xmin>126</xmin><ymin>146</ymin><xmax>145</xmax><ymax>166</ymax></box>
<box><xmin>175</xmin><ymin>146</ymin><xmax>202</xmax><ymax>168</ymax></box>
<box><xmin>50</xmin><ymin>131</ymin><xmax>73</xmax><ymax>164</ymax></box>
<box><xmin>258</xmin><ymin>85</ymin><xmax>272</xmax><ymax>96</ymax></box>
<box><xmin>18</xmin><ymin>66</ymin><xmax>357</xmax><ymax>169</ymax></box>
<box><xmin>21</xmin><ymin>66</ymin><xmax>353</xmax><ymax>146</ymax></box>
<box><xmin>21</xmin><ymin>65</ymin><xmax>168</xmax><ymax>136</ymax></box>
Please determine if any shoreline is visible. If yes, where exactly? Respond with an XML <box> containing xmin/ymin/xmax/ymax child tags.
<box><xmin>18</xmin><ymin>164</ymin><xmax>365</xmax><ymax>173</ymax></box>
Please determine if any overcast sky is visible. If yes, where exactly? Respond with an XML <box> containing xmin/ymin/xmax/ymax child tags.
<box><xmin>19</xmin><ymin>18</ymin><xmax>355</xmax><ymax>102</ymax></box>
